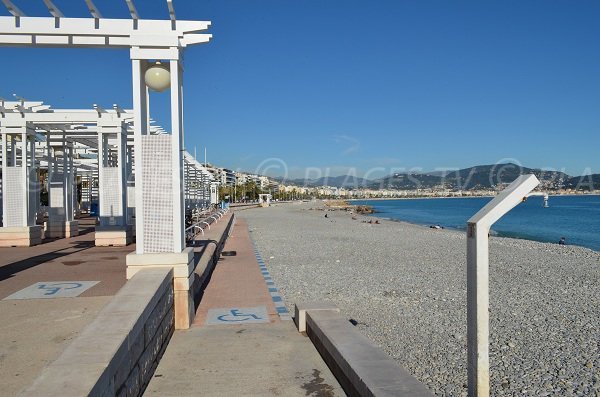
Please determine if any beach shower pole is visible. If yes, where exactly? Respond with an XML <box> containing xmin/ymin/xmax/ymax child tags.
<box><xmin>466</xmin><ymin>174</ymin><xmax>540</xmax><ymax>397</ymax></box>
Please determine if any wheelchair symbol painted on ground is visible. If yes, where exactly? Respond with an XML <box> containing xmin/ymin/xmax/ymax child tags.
<box><xmin>3</xmin><ymin>281</ymin><xmax>100</xmax><ymax>300</ymax></box>
<box><xmin>37</xmin><ymin>282</ymin><xmax>84</xmax><ymax>295</ymax></box>
<box><xmin>218</xmin><ymin>309</ymin><xmax>263</xmax><ymax>322</ymax></box>
<box><xmin>206</xmin><ymin>306</ymin><xmax>269</xmax><ymax>325</ymax></box>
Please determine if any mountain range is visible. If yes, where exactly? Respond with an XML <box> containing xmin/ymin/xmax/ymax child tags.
<box><xmin>277</xmin><ymin>164</ymin><xmax>599</xmax><ymax>191</ymax></box>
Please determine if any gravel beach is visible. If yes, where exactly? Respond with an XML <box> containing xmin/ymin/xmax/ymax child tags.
<box><xmin>238</xmin><ymin>201</ymin><xmax>600</xmax><ymax>397</ymax></box>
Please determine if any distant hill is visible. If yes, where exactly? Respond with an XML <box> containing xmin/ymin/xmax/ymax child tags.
<box><xmin>563</xmin><ymin>174</ymin><xmax>600</xmax><ymax>191</ymax></box>
<box><xmin>275</xmin><ymin>164</ymin><xmax>596</xmax><ymax>191</ymax></box>
<box><xmin>279</xmin><ymin>175</ymin><xmax>372</xmax><ymax>188</ymax></box>
<box><xmin>370</xmin><ymin>163</ymin><xmax>570</xmax><ymax>190</ymax></box>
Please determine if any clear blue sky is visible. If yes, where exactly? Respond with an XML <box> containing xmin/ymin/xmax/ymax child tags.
<box><xmin>2</xmin><ymin>1</ymin><xmax>599</xmax><ymax>179</ymax></box>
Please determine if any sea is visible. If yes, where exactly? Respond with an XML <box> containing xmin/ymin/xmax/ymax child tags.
<box><xmin>352</xmin><ymin>195</ymin><xmax>600</xmax><ymax>252</ymax></box>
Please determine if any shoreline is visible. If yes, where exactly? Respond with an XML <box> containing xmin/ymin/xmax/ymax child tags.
<box><xmin>370</xmin><ymin>214</ymin><xmax>600</xmax><ymax>254</ymax></box>
<box><xmin>348</xmin><ymin>193</ymin><xmax>600</xmax><ymax>201</ymax></box>
<box><xmin>345</xmin><ymin>197</ymin><xmax>600</xmax><ymax>253</ymax></box>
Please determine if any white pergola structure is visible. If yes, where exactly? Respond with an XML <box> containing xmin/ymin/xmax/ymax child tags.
<box><xmin>0</xmin><ymin>100</ymin><xmax>135</xmax><ymax>245</ymax></box>
<box><xmin>0</xmin><ymin>100</ymin><xmax>43</xmax><ymax>246</ymax></box>
<box><xmin>0</xmin><ymin>100</ymin><xmax>215</xmax><ymax>242</ymax></box>
<box><xmin>183</xmin><ymin>151</ymin><xmax>214</xmax><ymax>212</ymax></box>
<box><xmin>0</xmin><ymin>1</ymin><xmax>212</xmax><ymax>328</ymax></box>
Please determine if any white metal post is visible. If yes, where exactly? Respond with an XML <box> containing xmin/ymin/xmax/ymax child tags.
<box><xmin>61</xmin><ymin>137</ymin><xmax>67</xmax><ymax>221</ymax></box>
<box><xmin>118</xmin><ymin>121</ymin><xmax>127</xmax><ymax>228</ymax></box>
<box><xmin>170</xmin><ymin>57</ymin><xmax>185</xmax><ymax>253</ymax></box>
<box><xmin>9</xmin><ymin>135</ymin><xmax>16</xmax><ymax>166</ymax></box>
<box><xmin>97</xmin><ymin>128</ymin><xmax>105</xmax><ymax>222</ymax></box>
<box><xmin>21</xmin><ymin>131</ymin><xmax>27</xmax><ymax>226</ymax></box>
<box><xmin>467</xmin><ymin>174</ymin><xmax>540</xmax><ymax>397</ymax></box>
<box><xmin>132</xmin><ymin>58</ymin><xmax>147</xmax><ymax>254</ymax></box>
<box><xmin>46</xmin><ymin>133</ymin><xmax>52</xmax><ymax>218</ymax></box>
<box><xmin>467</xmin><ymin>221</ymin><xmax>490</xmax><ymax>396</ymax></box>
<box><xmin>1</xmin><ymin>132</ymin><xmax>7</xmax><ymax>224</ymax></box>
<box><xmin>67</xmin><ymin>144</ymin><xmax>74</xmax><ymax>222</ymax></box>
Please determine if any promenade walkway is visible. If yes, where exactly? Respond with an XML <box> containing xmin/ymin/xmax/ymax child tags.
<box><xmin>0</xmin><ymin>217</ymin><xmax>133</xmax><ymax>396</ymax></box>
<box><xmin>145</xmin><ymin>217</ymin><xmax>345</xmax><ymax>396</ymax></box>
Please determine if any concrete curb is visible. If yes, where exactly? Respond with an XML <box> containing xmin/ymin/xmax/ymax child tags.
<box><xmin>295</xmin><ymin>302</ymin><xmax>434</xmax><ymax>397</ymax></box>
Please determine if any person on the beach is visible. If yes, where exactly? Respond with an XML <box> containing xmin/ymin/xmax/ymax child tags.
<box><xmin>558</xmin><ymin>237</ymin><xmax>566</xmax><ymax>245</ymax></box>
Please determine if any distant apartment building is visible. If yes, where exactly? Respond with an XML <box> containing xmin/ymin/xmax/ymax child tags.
<box><xmin>234</xmin><ymin>172</ymin><xmax>273</xmax><ymax>190</ymax></box>
<box><xmin>220</xmin><ymin>168</ymin><xmax>236</xmax><ymax>186</ymax></box>
<box><xmin>235</xmin><ymin>172</ymin><xmax>249</xmax><ymax>185</ymax></box>
<box><xmin>202</xmin><ymin>165</ymin><xmax>236</xmax><ymax>186</ymax></box>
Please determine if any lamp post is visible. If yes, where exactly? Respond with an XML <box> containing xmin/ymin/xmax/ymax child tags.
<box><xmin>466</xmin><ymin>174</ymin><xmax>540</xmax><ymax>396</ymax></box>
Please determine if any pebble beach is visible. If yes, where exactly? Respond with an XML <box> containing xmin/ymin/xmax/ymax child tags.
<box><xmin>238</xmin><ymin>201</ymin><xmax>600</xmax><ymax>397</ymax></box>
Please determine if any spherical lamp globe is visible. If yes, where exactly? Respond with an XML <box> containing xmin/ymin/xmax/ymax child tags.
<box><xmin>144</xmin><ymin>62</ymin><xmax>171</xmax><ymax>92</ymax></box>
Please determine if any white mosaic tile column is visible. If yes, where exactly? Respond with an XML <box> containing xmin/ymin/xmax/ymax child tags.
<box><xmin>95</xmin><ymin>120</ymin><xmax>132</xmax><ymax>246</ymax></box>
<box><xmin>0</xmin><ymin>127</ymin><xmax>43</xmax><ymax>246</ymax></box>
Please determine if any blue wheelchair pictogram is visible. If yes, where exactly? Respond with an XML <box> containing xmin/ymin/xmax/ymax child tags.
<box><xmin>217</xmin><ymin>309</ymin><xmax>263</xmax><ymax>322</ymax></box>
<box><xmin>37</xmin><ymin>282</ymin><xmax>84</xmax><ymax>296</ymax></box>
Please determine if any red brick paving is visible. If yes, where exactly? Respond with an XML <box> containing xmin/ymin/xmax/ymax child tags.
<box><xmin>193</xmin><ymin>217</ymin><xmax>279</xmax><ymax>326</ymax></box>
<box><xmin>0</xmin><ymin>218</ymin><xmax>132</xmax><ymax>299</ymax></box>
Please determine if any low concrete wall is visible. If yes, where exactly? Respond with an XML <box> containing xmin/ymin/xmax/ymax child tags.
<box><xmin>229</xmin><ymin>203</ymin><xmax>260</xmax><ymax>210</ymax></box>
<box><xmin>191</xmin><ymin>213</ymin><xmax>236</xmax><ymax>306</ymax></box>
<box><xmin>295</xmin><ymin>303</ymin><xmax>434</xmax><ymax>397</ymax></box>
<box><xmin>20</xmin><ymin>268</ymin><xmax>174</xmax><ymax>397</ymax></box>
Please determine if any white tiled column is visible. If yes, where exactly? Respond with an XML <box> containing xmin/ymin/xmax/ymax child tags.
<box><xmin>95</xmin><ymin>120</ymin><xmax>132</xmax><ymax>246</ymax></box>
<box><xmin>0</xmin><ymin>126</ymin><xmax>43</xmax><ymax>246</ymax></box>
<box><xmin>45</xmin><ymin>136</ymin><xmax>78</xmax><ymax>238</ymax></box>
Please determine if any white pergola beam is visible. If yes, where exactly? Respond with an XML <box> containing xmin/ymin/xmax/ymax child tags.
<box><xmin>0</xmin><ymin>16</ymin><xmax>211</xmax><ymax>49</ymax></box>
<box><xmin>167</xmin><ymin>0</ymin><xmax>176</xmax><ymax>21</ymax></box>
<box><xmin>1</xmin><ymin>101</ymin><xmax>44</xmax><ymax>110</ymax></box>
<box><xmin>42</xmin><ymin>0</ymin><xmax>64</xmax><ymax>18</ymax></box>
<box><xmin>125</xmin><ymin>0</ymin><xmax>139</xmax><ymax>21</ymax></box>
<box><xmin>1</xmin><ymin>0</ymin><xmax>25</xmax><ymax>17</ymax></box>
<box><xmin>84</xmin><ymin>0</ymin><xmax>102</xmax><ymax>19</ymax></box>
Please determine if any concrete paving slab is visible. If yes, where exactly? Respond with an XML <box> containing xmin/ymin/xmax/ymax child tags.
<box><xmin>145</xmin><ymin>321</ymin><xmax>345</xmax><ymax>397</ymax></box>
<box><xmin>0</xmin><ymin>296</ymin><xmax>111</xmax><ymax>396</ymax></box>
<box><xmin>0</xmin><ymin>218</ymin><xmax>134</xmax><ymax>394</ymax></box>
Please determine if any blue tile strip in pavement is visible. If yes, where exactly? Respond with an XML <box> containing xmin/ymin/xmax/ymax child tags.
<box><xmin>250</xmin><ymin>242</ymin><xmax>291</xmax><ymax>321</ymax></box>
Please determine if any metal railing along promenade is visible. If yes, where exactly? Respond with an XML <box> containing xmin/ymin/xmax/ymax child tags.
<box><xmin>185</xmin><ymin>208</ymin><xmax>229</xmax><ymax>242</ymax></box>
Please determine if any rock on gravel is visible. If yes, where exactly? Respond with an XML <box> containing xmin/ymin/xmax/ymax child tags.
<box><xmin>238</xmin><ymin>201</ymin><xmax>600</xmax><ymax>397</ymax></box>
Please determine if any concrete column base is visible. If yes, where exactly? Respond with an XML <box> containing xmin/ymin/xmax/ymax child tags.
<box><xmin>95</xmin><ymin>225</ymin><xmax>133</xmax><ymax>246</ymax></box>
<box><xmin>0</xmin><ymin>226</ymin><xmax>44</xmax><ymax>247</ymax></box>
<box><xmin>45</xmin><ymin>221</ymin><xmax>79</xmax><ymax>238</ymax></box>
<box><xmin>126</xmin><ymin>248</ymin><xmax>195</xmax><ymax>330</ymax></box>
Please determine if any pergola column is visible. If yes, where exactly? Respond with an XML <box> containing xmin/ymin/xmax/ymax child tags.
<box><xmin>95</xmin><ymin>120</ymin><xmax>132</xmax><ymax>246</ymax></box>
<box><xmin>126</xmin><ymin>54</ymin><xmax>196</xmax><ymax>330</ymax></box>
<box><xmin>45</xmin><ymin>136</ymin><xmax>79</xmax><ymax>238</ymax></box>
<box><xmin>80</xmin><ymin>171</ymin><xmax>93</xmax><ymax>213</ymax></box>
<box><xmin>0</xmin><ymin>123</ymin><xmax>43</xmax><ymax>247</ymax></box>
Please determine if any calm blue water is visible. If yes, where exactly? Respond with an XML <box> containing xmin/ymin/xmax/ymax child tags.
<box><xmin>353</xmin><ymin>195</ymin><xmax>600</xmax><ymax>252</ymax></box>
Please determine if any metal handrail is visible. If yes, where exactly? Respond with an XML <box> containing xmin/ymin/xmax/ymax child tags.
<box><xmin>185</xmin><ymin>208</ymin><xmax>229</xmax><ymax>242</ymax></box>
